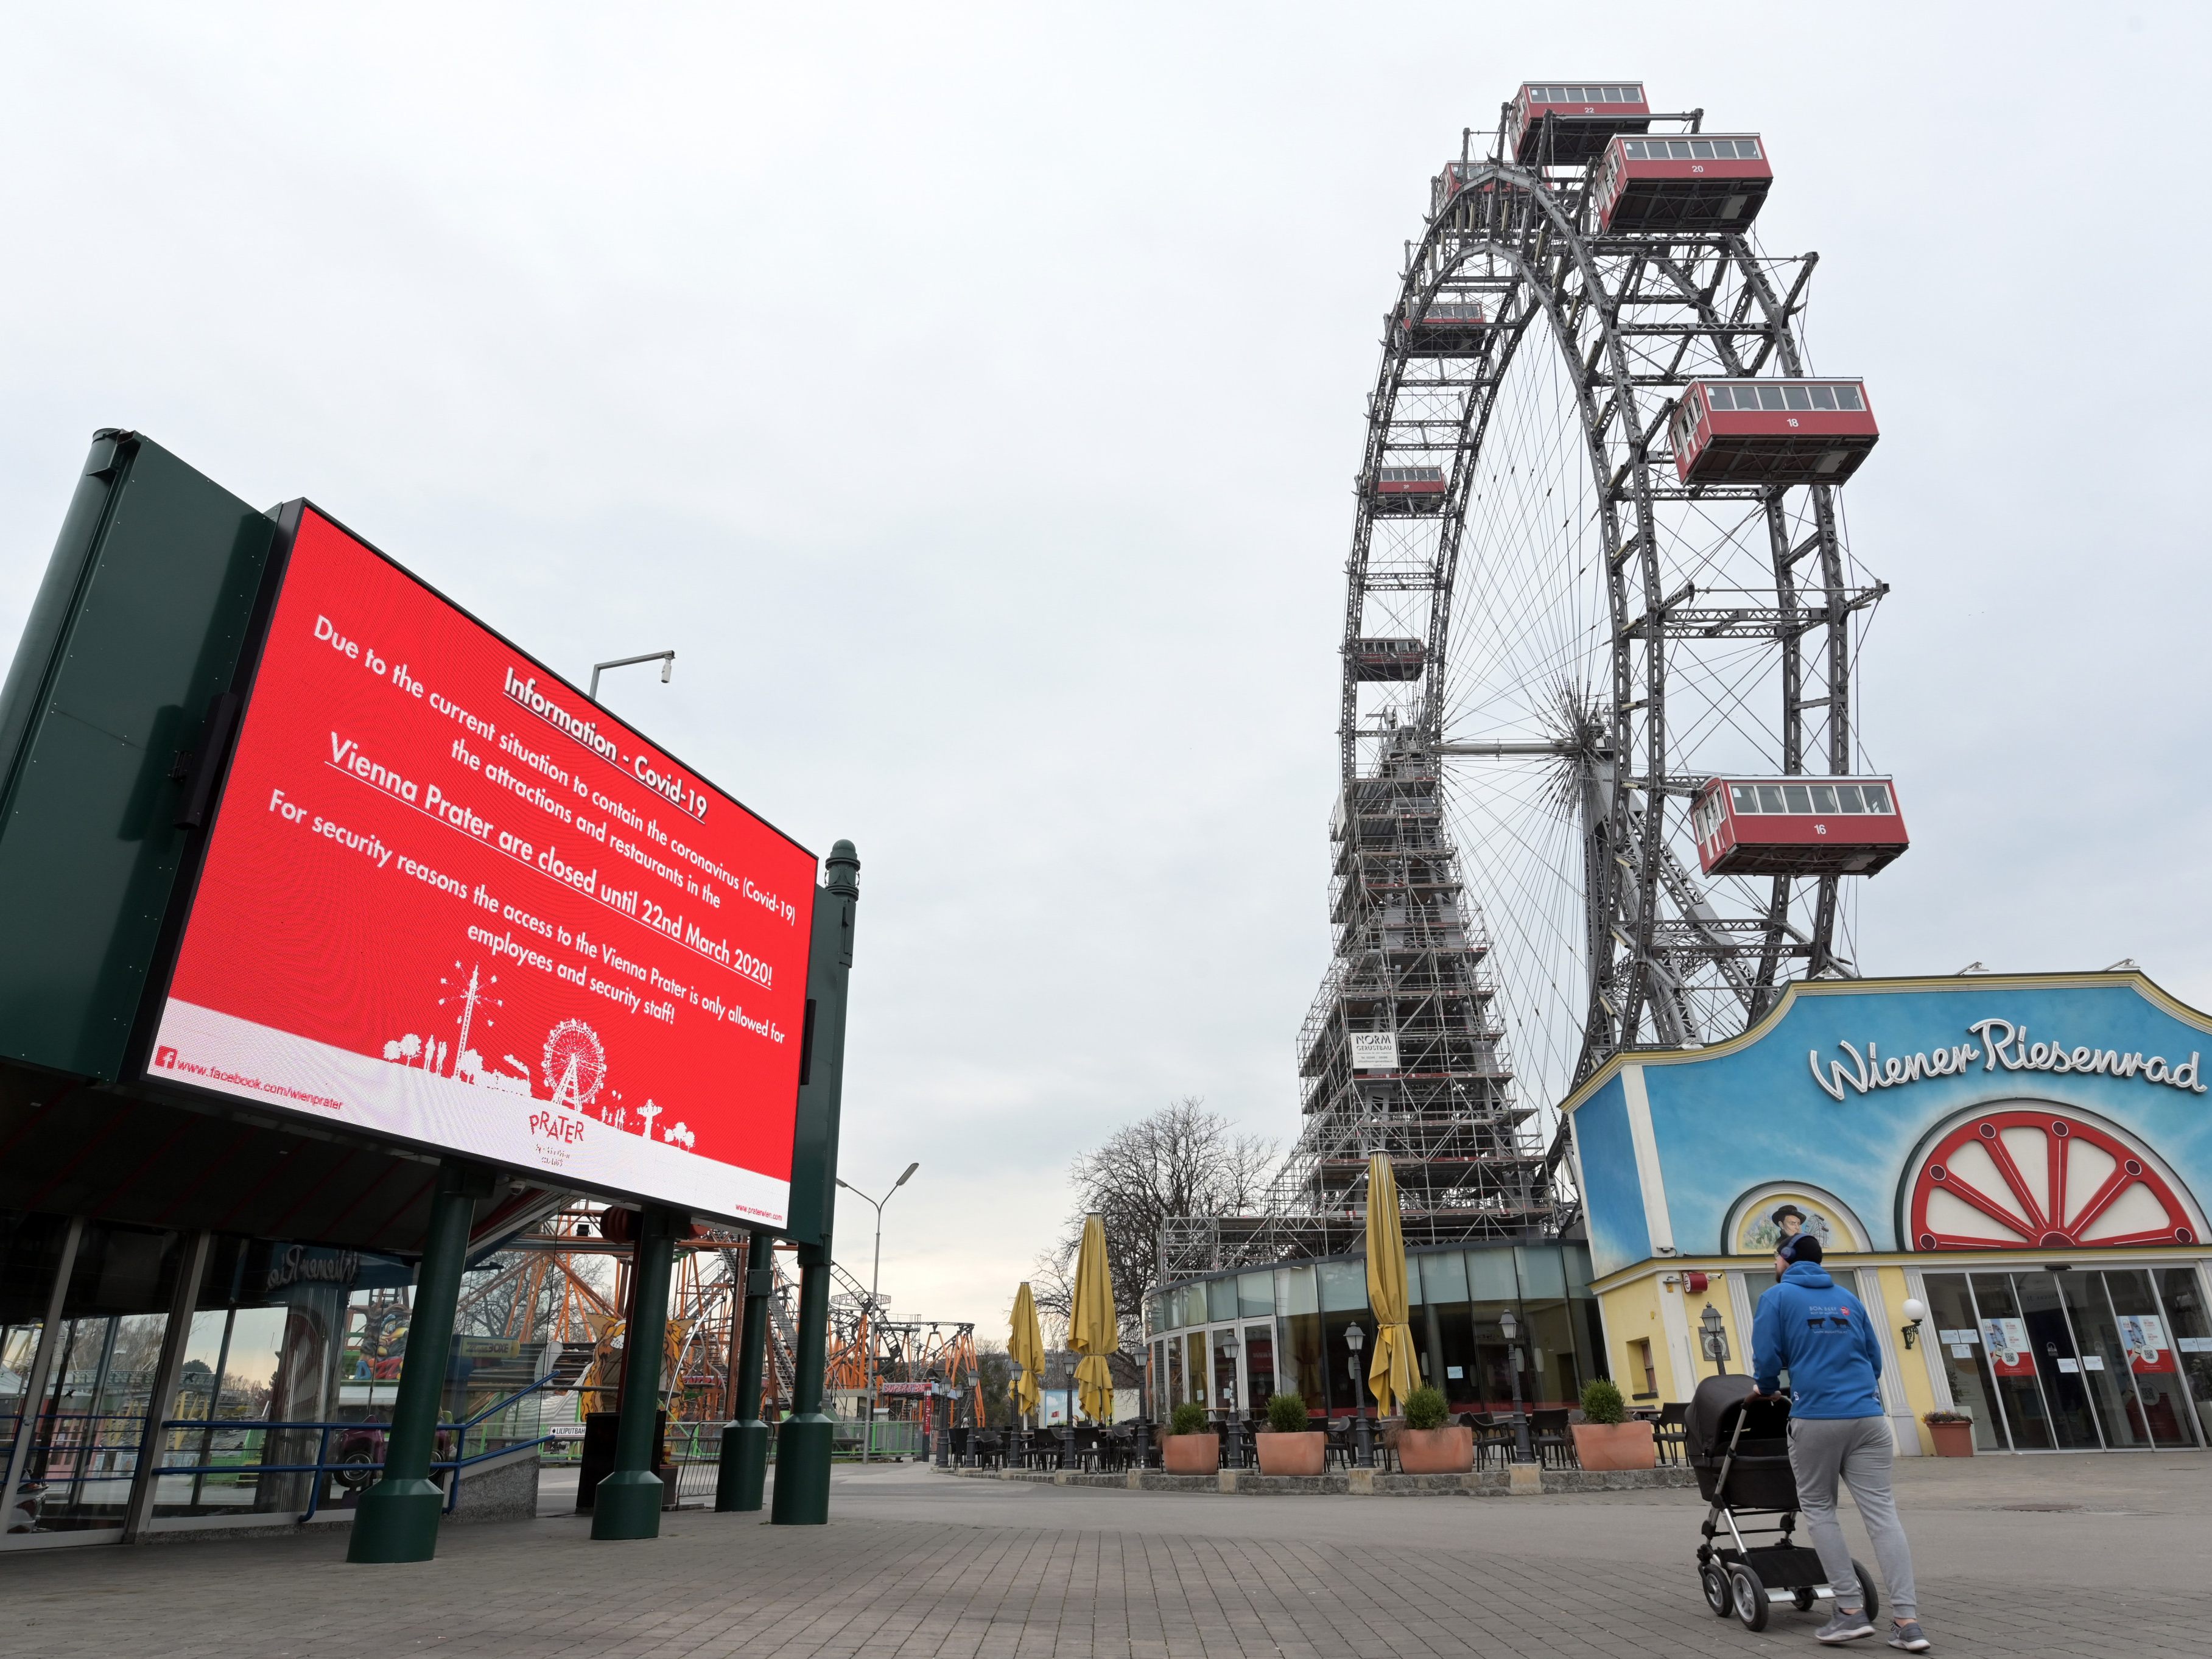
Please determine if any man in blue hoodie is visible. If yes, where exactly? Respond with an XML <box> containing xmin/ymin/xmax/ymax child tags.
<box><xmin>1752</xmin><ymin>1236</ymin><xmax>1930</xmax><ymax>1650</ymax></box>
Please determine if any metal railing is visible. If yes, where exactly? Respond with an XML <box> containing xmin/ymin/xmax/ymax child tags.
<box><xmin>142</xmin><ymin>1371</ymin><xmax>564</xmax><ymax>1523</ymax></box>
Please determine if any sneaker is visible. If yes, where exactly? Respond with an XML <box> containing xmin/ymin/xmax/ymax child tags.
<box><xmin>1887</xmin><ymin>1622</ymin><xmax>1930</xmax><ymax>1652</ymax></box>
<box><xmin>1815</xmin><ymin>1605</ymin><xmax>1876</xmax><ymax>1643</ymax></box>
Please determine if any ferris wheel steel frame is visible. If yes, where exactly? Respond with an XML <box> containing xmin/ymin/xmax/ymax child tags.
<box><xmin>1160</xmin><ymin>98</ymin><xmax>1891</xmax><ymax>1281</ymax></box>
<box><xmin>1343</xmin><ymin>113</ymin><xmax>1882</xmax><ymax>1092</ymax></box>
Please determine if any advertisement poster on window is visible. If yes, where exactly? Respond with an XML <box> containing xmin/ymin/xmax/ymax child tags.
<box><xmin>1982</xmin><ymin>1317</ymin><xmax>2035</xmax><ymax>1377</ymax></box>
<box><xmin>2122</xmin><ymin>1314</ymin><xmax>2175</xmax><ymax>1373</ymax></box>
<box><xmin>151</xmin><ymin>507</ymin><xmax>816</xmax><ymax>1226</ymax></box>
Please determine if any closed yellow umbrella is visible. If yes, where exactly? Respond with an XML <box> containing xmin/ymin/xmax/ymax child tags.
<box><xmin>1009</xmin><ymin>1282</ymin><xmax>1044</xmax><ymax>1422</ymax></box>
<box><xmin>1067</xmin><ymin>1213</ymin><xmax>1118</xmax><ymax>1423</ymax></box>
<box><xmin>1364</xmin><ymin>1154</ymin><xmax>1420</xmax><ymax>1417</ymax></box>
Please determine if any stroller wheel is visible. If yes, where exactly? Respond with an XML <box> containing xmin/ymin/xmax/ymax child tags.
<box><xmin>1700</xmin><ymin>1563</ymin><xmax>1730</xmax><ymax>1616</ymax></box>
<box><xmin>1792</xmin><ymin>1588</ymin><xmax>1817</xmax><ymax>1612</ymax></box>
<box><xmin>1852</xmin><ymin>1561</ymin><xmax>1880</xmax><ymax>1624</ymax></box>
<box><xmin>1727</xmin><ymin>1563</ymin><xmax>1770</xmax><ymax>1632</ymax></box>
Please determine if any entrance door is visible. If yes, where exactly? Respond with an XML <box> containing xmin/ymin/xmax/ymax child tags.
<box><xmin>2102</xmin><ymin>1268</ymin><xmax>2203</xmax><ymax>1448</ymax></box>
<box><xmin>2012</xmin><ymin>1271</ymin><xmax>2102</xmax><ymax>1448</ymax></box>
<box><xmin>1209</xmin><ymin>1327</ymin><xmax>1240</xmax><ymax>1414</ymax></box>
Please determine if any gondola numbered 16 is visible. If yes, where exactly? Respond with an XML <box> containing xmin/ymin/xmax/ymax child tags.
<box><xmin>1690</xmin><ymin>776</ymin><xmax>1908</xmax><ymax>878</ymax></box>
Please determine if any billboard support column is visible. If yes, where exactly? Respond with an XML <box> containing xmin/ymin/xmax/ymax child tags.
<box><xmin>771</xmin><ymin>1242</ymin><xmax>837</xmax><ymax>1523</ymax></box>
<box><xmin>715</xmin><ymin>1241</ymin><xmax>775</xmax><ymax>1512</ymax></box>
<box><xmin>348</xmin><ymin>1160</ymin><xmax>493</xmax><ymax>1564</ymax></box>
<box><xmin>592</xmin><ymin>1204</ymin><xmax>683</xmax><ymax>1541</ymax></box>
<box><xmin>772</xmin><ymin>839</ymin><xmax>861</xmax><ymax>1525</ymax></box>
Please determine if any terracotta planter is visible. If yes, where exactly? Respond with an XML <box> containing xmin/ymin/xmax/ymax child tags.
<box><xmin>1570</xmin><ymin>1420</ymin><xmax>1655</xmax><ymax>1471</ymax></box>
<box><xmin>1161</xmin><ymin>1433</ymin><xmax>1219</xmax><ymax>1475</ymax></box>
<box><xmin>1254</xmin><ymin>1431</ymin><xmax>1325</xmax><ymax>1476</ymax></box>
<box><xmin>1927</xmin><ymin>1420</ymin><xmax>1975</xmax><ymax>1457</ymax></box>
<box><xmin>1396</xmin><ymin>1425</ymin><xmax>1475</xmax><ymax>1475</ymax></box>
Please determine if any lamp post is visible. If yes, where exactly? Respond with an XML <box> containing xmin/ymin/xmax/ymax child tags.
<box><xmin>1699</xmin><ymin>1303</ymin><xmax>1731</xmax><ymax>1374</ymax></box>
<box><xmin>1345</xmin><ymin>1323</ymin><xmax>1373</xmax><ymax>1467</ymax></box>
<box><xmin>836</xmin><ymin>1161</ymin><xmax>918</xmax><ymax>1464</ymax></box>
<box><xmin>1217</xmin><ymin>1330</ymin><xmax>1243</xmax><ymax>1467</ymax></box>
<box><xmin>588</xmin><ymin>650</ymin><xmax>675</xmax><ymax>703</ymax></box>
<box><xmin>1498</xmin><ymin>1309</ymin><xmax>1533</xmax><ymax>1463</ymax></box>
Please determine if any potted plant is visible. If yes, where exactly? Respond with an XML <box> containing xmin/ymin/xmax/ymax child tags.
<box><xmin>1569</xmin><ymin>1379</ymin><xmax>1655</xmax><ymax>1470</ymax></box>
<box><xmin>1394</xmin><ymin>1386</ymin><xmax>1474</xmax><ymax>1474</ymax></box>
<box><xmin>1254</xmin><ymin>1392</ymin><xmax>1324</xmax><ymax>1476</ymax></box>
<box><xmin>1923</xmin><ymin>1408</ymin><xmax>1975</xmax><ymax>1457</ymax></box>
<box><xmin>1161</xmin><ymin>1402</ymin><xmax>1219</xmax><ymax>1474</ymax></box>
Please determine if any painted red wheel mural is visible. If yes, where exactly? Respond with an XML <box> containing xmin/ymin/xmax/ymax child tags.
<box><xmin>1908</xmin><ymin>1110</ymin><xmax>2199</xmax><ymax>1251</ymax></box>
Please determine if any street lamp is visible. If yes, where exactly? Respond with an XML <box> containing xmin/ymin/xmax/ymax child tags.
<box><xmin>1344</xmin><ymin>1322</ymin><xmax>1373</xmax><ymax>1467</ymax></box>
<box><xmin>1699</xmin><ymin>1303</ymin><xmax>1731</xmax><ymax>1374</ymax></box>
<box><xmin>1498</xmin><ymin>1309</ymin><xmax>1533</xmax><ymax>1462</ymax></box>
<box><xmin>836</xmin><ymin>1160</ymin><xmax>919</xmax><ymax>1464</ymax></box>
<box><xmin>588</xmin><ymin>650</ymin><xmax>675</xmax><ymax>703</ymax></box>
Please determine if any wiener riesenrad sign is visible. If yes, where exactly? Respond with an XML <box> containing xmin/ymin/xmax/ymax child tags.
<box><xmin>153</xmin><ymin>506</ymin><xmax>816</xmax><ymax>1226</ymax></box>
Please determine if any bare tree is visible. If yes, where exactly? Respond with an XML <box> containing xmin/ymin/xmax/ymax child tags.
<box><xmin>1038</xmin><ymin>1097</ymin><xmax>1276</xmax><ymax>1353</ymax></box>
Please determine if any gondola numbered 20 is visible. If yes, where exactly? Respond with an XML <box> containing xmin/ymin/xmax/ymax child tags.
<box><xmin>1691</xmin><ymin>776</ymin><xmax>1908</xmax><ymax>877</ymax></box>
<box><xmin>1690</xmin><ymin>1375</ymin><xmax>1878</xmax><ymax>1634</ymax></box>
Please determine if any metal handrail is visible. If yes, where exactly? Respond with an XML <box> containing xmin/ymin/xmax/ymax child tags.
<box><xmin>132</xmin><ymin>1369</ymin><xmax>566</xmax><ymax>1522</ymax></box>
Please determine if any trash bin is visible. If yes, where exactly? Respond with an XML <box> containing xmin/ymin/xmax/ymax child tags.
<box><xmin>575</xmin><ymin>1411</ymin><xmax>673</xmax><ymax>1510</ymax></box>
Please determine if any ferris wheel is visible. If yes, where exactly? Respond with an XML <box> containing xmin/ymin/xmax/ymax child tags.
<box><xmin>1338</xmin><ymin>83</ymin><xmax>1903</xmax><ymax>1115</ymax></box>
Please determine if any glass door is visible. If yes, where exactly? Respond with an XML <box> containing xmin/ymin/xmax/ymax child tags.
<box><xmin>1920</xmin><ymin>1274</ymin><xmax>2007</xmax><ymax>1451</ymax></box>
<box><xmin>2057</xmin><ymin>1272</ymin><xmax>2143</xmax><ymax>1447</ymax></box>
<box><xmin>2012</xmin><ymin>1271</ymin><xmax>2103</xmax><ymax>1448</ymax></box>
<box><xmin>1241</xmin><ymin>1323</ymin><xmax>1275</xmax><ymax>1414</ymax></box>
<box><xmin>2105</xmin><ymin>1268</ymin><xmax>2203</xmax><ymax>1448</ymax></box>
<box><xmin>1968</xmin><ymin>1272</ymin><xmax>2057</xmax><ymax>1450</ymax></box>
<box><xmin>2154</xmin><ymin>1267</ymin><xmax>2212</xmax><ymax>1444</ymax></box>
<box><xmin>1209</xmin><ymin>1326</ymin><xmax>1240</xmax><ymax>1415</ymax></box>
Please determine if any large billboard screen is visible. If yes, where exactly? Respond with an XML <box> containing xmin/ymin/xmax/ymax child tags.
<box><xmin>151</xmin><ymin>506</ymin><xmax>816</xmax><ymax>1226</ymax></box>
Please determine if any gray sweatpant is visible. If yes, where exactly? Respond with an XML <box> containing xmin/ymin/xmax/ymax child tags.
<box><xmin>1787</xmin><ymin>1415</ymin><xmax>1918</xmax><ymax>1621</ymax></box>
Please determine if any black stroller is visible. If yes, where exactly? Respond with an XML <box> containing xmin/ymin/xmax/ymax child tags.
<box><xmin>1688</xmin><ymin>1374</ymin><xmax>1878</xmax><ymax>1632</ymax></box>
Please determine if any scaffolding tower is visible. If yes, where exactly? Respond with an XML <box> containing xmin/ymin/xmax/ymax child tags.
<box><xmin>1161</xmin><ymin>723</ymin><xmax>1566</xmax><ymax>1278</ymax></box>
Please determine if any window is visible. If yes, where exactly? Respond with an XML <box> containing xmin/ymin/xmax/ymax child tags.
<box><xmin>1810</xmin><ymin>784</ymin><xmax>1838</xmax><ymax>813</ymax></box>
<box><xmin>1810</xmin><ymin>384</ymin><xmax>1838</xmax><ymax>411</ymax></box>
<box><xmin>1705</xmin><ymin>384</ymin><xmax>1733</xmax><ymax>410</ymax></box>
<box><xmin>1755</xmin><ymin>784</ymin><xmax>1785</xmax><ymax>813</ymax></box>
<box><xmin>1860</xmin><ymin>783</ymin><xmax>1892</xmax><ymax>813</ymax></box>
<box><xmin>1691</xmin><ymin>139</ymin><xmax>1715</xmax><ymax>158</ymax></box>
<box><xmin>1835</xmin><ymin>384</ymin><xmax>1865</xmax><ymax>411</ymax></box>
<box><xmin>1631</xmin><ymin>1338</ymin><xmax>1657</xmax><ymax>1399</ymax></box>
<box><xmin>1783</xmin><ymin>784</ymin><xmax>1813</xmax><ymax>813</ymax></box>
<box><xmin>1758</xmin><ymin>385</ymin><xmax>1787</xmax><ymax>410</ymax></box>
<box><xmin>1785</xmin><ymin>385</ymin><xmax>1813</xmax><ymax>411</ymax></box>
<box><xmin>1836</xmin><ymin>784</ymin><xmax>1866</xmax><ymax>813</ymax></box>
<box><xmin>1730</xmin><ymin>784</ymin><xmax>1758</xmax><ymax>813</ymax></box>
<box><xmin>1669</xmin><ymin>139</ymin><xmax>1693</xmax><ymax>159</ymax></box>
<box><xmin>1735</xmin><ymin>139</ymin><xmax>1761</xmax><ymax>158</ymax></box>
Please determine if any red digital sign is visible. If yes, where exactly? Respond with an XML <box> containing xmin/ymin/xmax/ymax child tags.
<box><xmin>152</xmin><ymin>507</ymin><xmax>816</xmax><ymax>1226</ymax></box>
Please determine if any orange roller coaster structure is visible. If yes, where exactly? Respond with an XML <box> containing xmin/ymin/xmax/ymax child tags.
<box><xmin>455</xmin><ymin>1204</ymin><xmax>982</xmax><ymax>1432</ymax></box>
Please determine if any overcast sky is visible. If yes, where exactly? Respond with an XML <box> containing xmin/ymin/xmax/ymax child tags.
<box><xmin>5</xmin><ymin>4</ymin><xmax>2208</xmax><ymax>1341</ymax></box>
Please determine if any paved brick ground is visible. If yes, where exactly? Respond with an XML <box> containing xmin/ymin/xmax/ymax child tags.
<box><xmin>5</xmin><ymin>1454</ymin><xmax>2206</xmax><ymax>1656</ymax></box>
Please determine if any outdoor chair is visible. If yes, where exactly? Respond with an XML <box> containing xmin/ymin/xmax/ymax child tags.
<box><xmin>1529</xmin><ymin>1408</ymin><xmax>1574</xmax><ymax>1468</ymax></box>
<box><xmin>1654</xmin><ymin>1402</ymin><xmax>1689</xmax><ymax>1466</ymax></box>
<box><xmin>1464</xmin><ymin>1412</ymin><xmax>1514</xmax><ymax>1468</ymax></box>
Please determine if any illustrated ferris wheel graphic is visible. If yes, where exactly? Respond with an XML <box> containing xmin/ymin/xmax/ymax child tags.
<box><xmin>1338</xmin><ymin>82</ymin><xmax>1905</xmax><ymax>1110</ymax></box>
<box><xmin>542</xmin><ymin>1017</ymin><xmax>607</xmax><ymax>1110</ymax></box>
